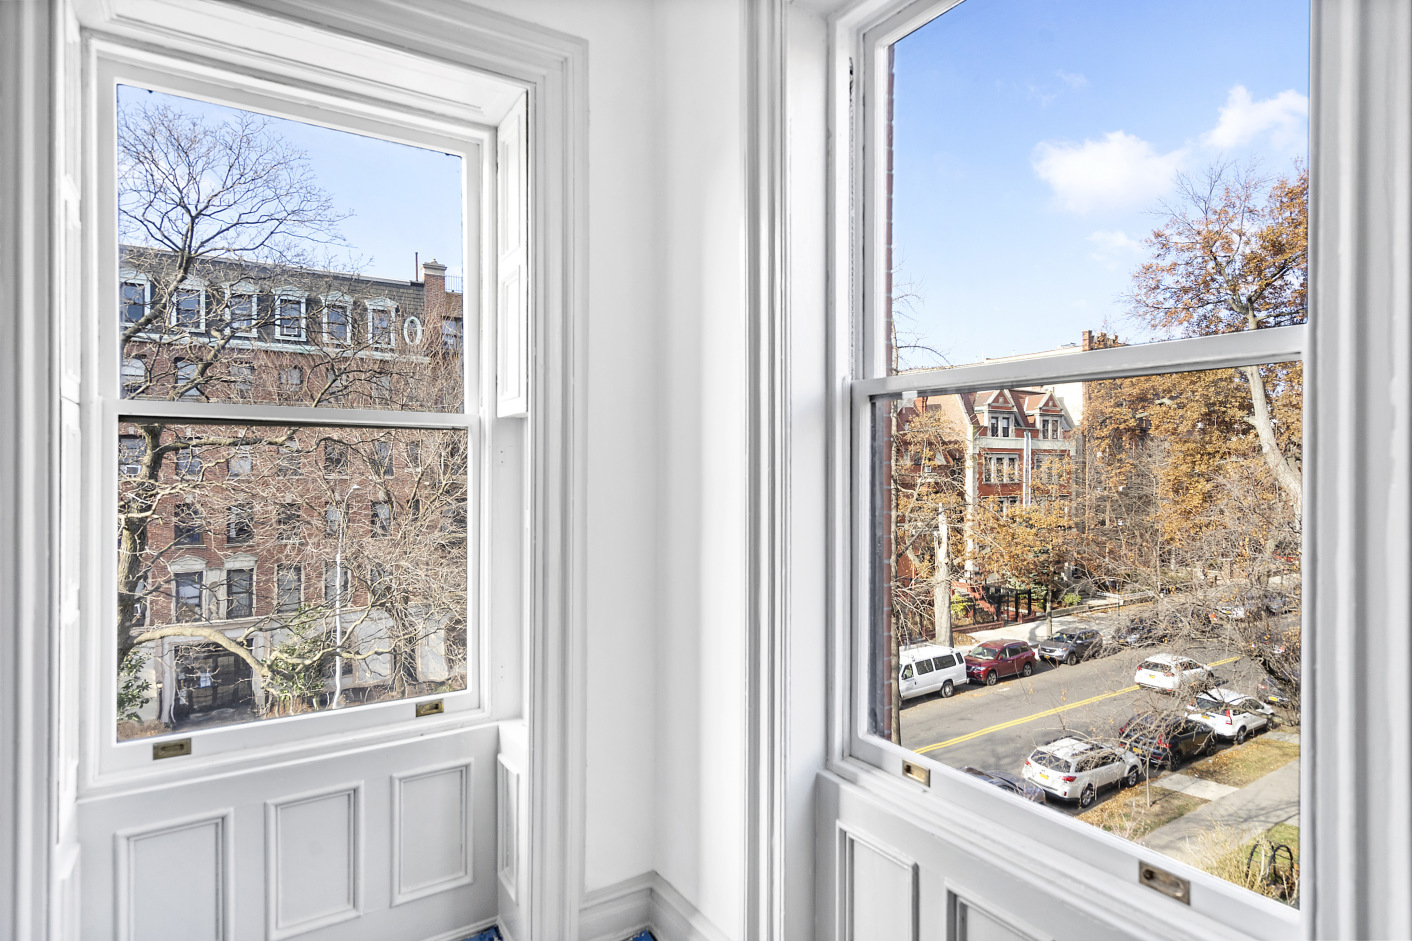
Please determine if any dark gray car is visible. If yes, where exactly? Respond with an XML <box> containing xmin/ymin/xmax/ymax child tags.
<box><xmin>1035</xmin><ymin>628</ymin><xmax>1105</xmax><ymax>665</ymax></box>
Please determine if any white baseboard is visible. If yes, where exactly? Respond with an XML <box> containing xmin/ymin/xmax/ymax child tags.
<box><xmin>580</xmin><ymin>871</ymin><xmax>730</xmax><ymax>941</ymax></box>
<box><xmin>421</xmin><ymin>914</ymin><xmax>499</xmax><ymax>941</ymax></box>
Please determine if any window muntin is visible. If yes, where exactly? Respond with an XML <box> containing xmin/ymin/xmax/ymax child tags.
<box><xmin>113</xmin><ymin>86</ymin><xmax>473</xmax><ymax>744</ymax></box>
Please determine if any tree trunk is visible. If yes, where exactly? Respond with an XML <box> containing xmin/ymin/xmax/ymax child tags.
<box><xmin>1241</xmin><ymin>364</ymin><xmax>1302</xmax><ymax>512</ymax></box>
<box><xmin>934</xmin><ymin>520</ymin><xmax>952</xmax><ymax>647</ymax></box>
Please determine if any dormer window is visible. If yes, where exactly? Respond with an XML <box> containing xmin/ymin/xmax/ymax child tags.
<box><xmin>275</xmin><ymin>292</ymin><xmax>306</xmax><ymax>341</ymax></box>
<box><xmin>989</xmin><ymin>414</ymin><xmax>1011</xmax><ymax>438</ymax></box>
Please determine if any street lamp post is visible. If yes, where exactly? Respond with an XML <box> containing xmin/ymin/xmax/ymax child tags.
<box><xmin>332</xmin><ymin>483</ymin><xmax>359</xmax><ymax>708</ymax></box>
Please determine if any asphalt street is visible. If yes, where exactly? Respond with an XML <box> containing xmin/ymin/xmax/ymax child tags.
<box><xmin>898</xmin><ymin>619</ymin><xmax>1291</xmax><ymax>813</ymax></box>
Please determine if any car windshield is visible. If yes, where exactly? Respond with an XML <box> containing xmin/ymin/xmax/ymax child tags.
<box><xmin>1138</xmin><ymin>660</ymin><xmax>1168</xmax><ymax>671</ymax></box>
<box><xmin>968</xmin><ymin>646</ymin><xmax>999</xmax><ymax>660</ymax></box>
<box><xmin>1028</xmin><ymin>751</ymin><xmax>1068</xmax><ymax>771</ymax></box>
<box><xmin>1194</xmin><ymin>693</ymin><xmax>1223</xmax><ymax>709</ymax></box>
<box><xmin>1052</xmin><ymin>633</ymin><xmax>1077</xmax><ymax>644</ymax></box>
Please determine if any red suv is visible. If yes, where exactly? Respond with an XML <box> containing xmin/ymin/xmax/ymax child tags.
<box><xmin>965</xmin><ymin>640</ymin><xmax>1036</xmax><ymax>686</ymax></box>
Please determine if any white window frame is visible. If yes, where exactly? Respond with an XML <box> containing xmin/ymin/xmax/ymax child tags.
<box><xmin>273</xmin><ymin>287</ymin><xmax>307</xmax><ymax>342</ymax></box>
<box><xmin>321</xmin><ymin>291</ymin><xmax>352</xmax><ymax>346</ymax></box>
<box><xmin>836</xmin><ymin>1</ymin><xmax>1314</xmax><ymax>936</ymax></box>
<box><xmin>220</xmin><ymin>555</ymin><xmax>257</xmax><ymax>621</ymax></box>
<box><xmin>224</xmin><ymin>280</ymin><xmax>259</xmax><ymax>338</ymax></box>
<box><xmin>119</xmin><ymin>270</ymin><xmax>150</xmax><ymax>329</ymax></box>
<box><xmin>366</xmin><ymin>297</ymin><xmax>397</xmax><ymax>349</ymax></box>
<box><xmin>86</xmin><ymin>43</ymin><xmax>493</xmax><ymax>782</ymax></box>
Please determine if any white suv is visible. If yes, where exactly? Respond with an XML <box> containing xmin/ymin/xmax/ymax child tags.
<box><xmin>898</xmin><ymin>643</ymin><xmax>967</xmax><ymax>700</ymax></box>
<box><xmin>1134</xmin><ymin>653</ymin><xmax>1214</xmax><ymax>692</ymax></box>
<box><xmin>1185</xmin><ymin>687</ymin><xmax>1276</xmax><ymax>744</ymax></box>
<box><xmin>1021</xmin><ymin>737</ymin><xmax>1141</xmax><ymax>808</ymax></box>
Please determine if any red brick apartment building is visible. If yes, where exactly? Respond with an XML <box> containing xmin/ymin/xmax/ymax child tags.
<box><xmin>117</xmin><ymin>249</ymin><xmax>469</xmax><ymax>734</ymax></box>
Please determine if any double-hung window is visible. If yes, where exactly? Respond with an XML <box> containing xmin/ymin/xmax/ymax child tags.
<box><xmin>846</xmin><ymin>0</ymin><xmax>1309</xmax><ymax>932</ymax></box>
<box><xmin>106</xmin><ymin>72</ymin><xmax>481</xmax><ymax>757</ymax></box>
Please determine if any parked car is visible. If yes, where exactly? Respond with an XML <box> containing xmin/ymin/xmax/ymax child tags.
<box><xmin>960</xmin><ymin>766</ymin><xmax>1046</xmax><ymax>804</ymax></box>
<box><xmin>1185</xmin><ymin>687</ymin><xmax>1276</xmax><ymax>744</ymax></box>
<box><xmin>1115</xmin><ymin>615</ymin><xmax>1170</xmax><ymax>648</ymax></box>
<box><xmin>1118</xmin><ymin>712</ymin><xmax>1214</xmax><ymax>768</ymax></box>
<box><xmin>964</xmin><ymin>640</ymin><xmax>1037</xmax><ymax>686</ymax></box>
<box><xmin>1258</xmin><ymin>670</ymin><xmax>1299</xmax><ymax>708</ymax></box>
<box><xmin>1021</xmin><ymin>736</ymin><xmax>1141</xmax><ymax>807</ymax></box>
<box><xmin>898</xmin><ymin>643</ymin><xmax>967</xmax><ymax>700</ymax></box>
<box><xmin>1211</xmin><ymin>588</ymin><xmax>1291</xmax><ymax>622</ymax></box>
<box><xmin>1134</xmin><ymin>653</ymin><xmax>1216</xmax><ymax>693</ymax></box>
<box><xmin>1035</xmin><ymin>628</ymin><xmax>1104</xmax><ymax>666</ymax></box>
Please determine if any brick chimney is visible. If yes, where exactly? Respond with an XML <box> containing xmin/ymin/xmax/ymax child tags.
<box><xmin>420</xmin><ymin>258</ymin><xmax>447</xmax><ymax>292</ymax></box>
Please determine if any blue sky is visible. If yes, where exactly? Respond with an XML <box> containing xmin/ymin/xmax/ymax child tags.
<box><xmin>891</xmin><ymin>0</ymin><xmax>1309</xmax><ymax>368</ymax></box>
<box><xmin>117</xmin><ymin>85</ymin><xmax>464</xmax><ymax>283</ymax></box>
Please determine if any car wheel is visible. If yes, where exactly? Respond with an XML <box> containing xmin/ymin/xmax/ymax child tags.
<box><xmin>1066</xmin><ymin>652</ymin><xmax>1079</xmax><ymax>666</ymax></box>
<box><xmin>1021</xmin><ymin>661</ymin><xmax>1034</xmax><ymax>677</ymax></box>
<box><xmin>1268</xmin><ymin>715</ymin><xmax>1280</xmax><ymax>730</ymax></box>
<box><xmin>1124</xmin><ymin>767</ymin><xmax>1139</xmax><ymax>788</ymax></box>
<box><xmin>1079</xmin><ymin>784</ymin><xmax>1096</xmax><ymax>808</ymax></box>
<box><xmin>985</xmin><ymin>671</ymin><xmax>998</xmax><ymax>687</ymax></box>
<box><xmin>940</xmin><ymin>679</ymin><xmax>954</xmax><ymax>698</ymax></box>
<box><xmin>1235</xmin><ymin>726</ymin><xmax>1248</xmax><ymax>745</ymax></box>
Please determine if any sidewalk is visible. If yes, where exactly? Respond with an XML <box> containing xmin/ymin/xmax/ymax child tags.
<box><xmin>1138</xmin><ymin>758</ymin><xmax>1301</xmax><ymax>865</ymax></box>
<box><xmin>963</xmin><ymin>610</ymin><xmax>1124</xmax><ymax>645</ymax></box>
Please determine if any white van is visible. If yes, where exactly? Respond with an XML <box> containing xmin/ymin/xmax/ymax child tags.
<box><xmin>899</xmin><ymin>643</ymin><xmax>968</xmax><ymax>700</ymax></box>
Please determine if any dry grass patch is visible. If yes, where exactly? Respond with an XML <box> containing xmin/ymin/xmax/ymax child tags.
<box><xmin>1190</xmin><ymin>822</ymin><xmax>1300</xmax><ymax>906</ymax></box>
<box><xmin>1078</xmin><ymin>786</ymin><xmax>1208</xmax><ymax>841</ymax></box>
<box><xmin>1184</xmin><ymin>738</ymin><xmax>1299</xmax><ymax>788</ymax></box>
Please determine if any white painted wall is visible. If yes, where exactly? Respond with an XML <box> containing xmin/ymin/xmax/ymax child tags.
<box><xmin>468</xmin><ymin>0</ymin><xmax>756</xmax><ymax>931</ymax></box>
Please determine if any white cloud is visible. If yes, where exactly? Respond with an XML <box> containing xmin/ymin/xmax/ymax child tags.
<box><xmin>1202</xmin><ymin>86</ymin><xmax>1309</xmax><ymax>151</ymax></box>
<box><xmin>1056</xmin><ymin>70</ymin><xmax>1088</xmax><ymax>89</ymax></box>
<box><xmin>1086</xmin><ymin>229</ymin><xmax>1143</xmax><ymax>269</ymax></box>
<box><xmin>1032</xmin><ymin>131</ymin><xmax>1188</xmax><ymax>214</ymax></box>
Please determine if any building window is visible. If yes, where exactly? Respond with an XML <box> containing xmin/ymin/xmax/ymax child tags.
<box><xmin>368</xmin><ymin>303</ymin><xmax>395</xmax><ymax>347</ymax></box>
<box><xmin>405</xmin><ymin>442</ymin><xmax>421</xmax><ymax>469</ymax></box>
<box><xmin>226</xmin><ymin>445</ymin><xmax>252</xmax><ymax>478</ymax></box>
<box><xmin>276</xmin><ymin>503</ymin><xmax>302</xmax><ymax>543</ymax></box>
<box><xmin>226</xmin><ymin>502</ymin><xmax>254</xmax><ymax>544</ymax></box>
<box><xmin>173</xmin><ymin>502</ymin><xmax>203</xmax><ymax>546</ymax></box>
<box><xmin>171</xmin><ymin>287</ymin><xmax>205</xmax><ymax>332</ymax></box>
<box><xmin>275</xmin><ymin>563</ymin><xmax>302</xmax><ymax>613</ymax></box>
<box><xmin>174</xmin><ymin>443</ymin><xmax>202</xmax><ymax>479</ymax></box>
<box><xmin>229</xmin><ymin>361</ymin><xmax>254</xmax><ymax>399</ymax></box>
<box><xmin>441</xmin><ymin>317</ymin><xmax>462</xmax><ymax>351</ymax></box>
<box><xmin>325</xmin><ymin>505</ymin><xmax>340</xmax><ymax>537</ymax></box>
<box><xmin>278</xmin><ymin>438</ymin><xmax>302</xmax><ymax>477</ymax></box>
<box><xmin>173</xmin><ymin>570</ymin><xmax>203</xmax><ymax>621</ymax></box>
<box><xmin>119</xmin><ymin>434</ymin><xmax>145</xmax><ymax>476</ymax></box>
<box><xmin>120</xmin><ymin>279</ymin><xmax>148</xmax><ymax>326</ymax></box>
<box><xmin>227</xmin><ymin>291</ymin><xmax>256</xmax><ymax>335</ymax></box>
<box><xmin>276</xmin><ymin>295</ymin><xmax>305</xmax><ymax>340</ymax></box>
<box><xmin>323</xmin><ymin>561</ymin><xmax>351</xmax><ymax>606</ymax></box>
<box><xmin>121</xmin><ymin>357</ymin><xmax>148</xmax><ymax>397</ymax></box>
<box><xmin>372</xmin><ymin>440</ymin><xmax>394</xmax><ymax>477</ymax></box>
<box><xmin>225</xmin><ymin>567</ymin><xmax>254</xmax><ymax>619</ymax></box>
<box><xmin>324</xmin><ymin>301</ymin><xmax>350</xmax><ymax>345</ymax></box>
<box><xmin>278</xmin><ymin>366</ymin><xmax>303</xmax><ymax>394</ymax></box>
<box><xmin>371</xmin><ymin>501</ymin><xmax>392</xmax><ymax>537</ymax></box>
<box><xmin>173</xmin><ymin>358</ymin><xmax>203</xmax><ymax>400</ymax></box>
<box><xmin>323</xmin><ymin>440</ymin><xmax>348</xmax><ymax>477</ymax></box>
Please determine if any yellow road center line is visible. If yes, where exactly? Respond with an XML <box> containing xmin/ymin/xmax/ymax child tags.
<box><xmin>914</xmin><ymin>656</ymin><xmax>1240</xmax><ymax>754</ymax></box>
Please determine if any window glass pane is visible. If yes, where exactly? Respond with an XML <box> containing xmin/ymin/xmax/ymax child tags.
<box><xmin>116</xmin><ymin>86</ymin><xmax>464</xmax><ymax>412</ymax></box>
<box><xmin>873</xmin><ymin>363</ymin><xmax>1302</xmax><ymax>903</ymax></box>
<box><xmin>117</xmin><ymin>422</ymin><xmax>469</xmax><ymax>739</ymax></box>
<box><xmin>886</xmin><ymin>2</ymin><xmax>1308</xmax><ymax>372</ymax></box>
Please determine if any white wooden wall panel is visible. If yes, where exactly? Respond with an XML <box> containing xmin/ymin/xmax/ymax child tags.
<box><xmin>116</xmin><ymin>812</ymin><xmax>231</xmax><ymax>941</ymax></box>
<box><xmin>266</xmin><ymin>785</ymin><xmax>361</xmax><ymax>939</ymax></box>
<box><xmin>392</xmin><ymin>761</ymin><xmax>473</xmax><ymax>905</ymax></box>
<box><xmin>842</xmin><ymin>829</ymin><xmax>916</xmax><ymax>941</ymax></box>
